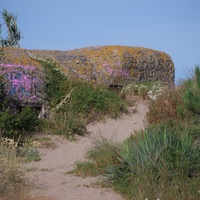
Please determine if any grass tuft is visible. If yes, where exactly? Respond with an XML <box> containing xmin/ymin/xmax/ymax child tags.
<box><xmin>0</xmin><ymin>138</ymin><xmax>24</xmax><ymax>196</ymax></box>
<box><xmin>73</xmin><ymin>137</ymin><xmax>120</xmax><ymax>177</ymax></box>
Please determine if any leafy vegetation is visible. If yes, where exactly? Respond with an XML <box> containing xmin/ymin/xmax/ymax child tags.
<box><xmin>42</xmin><ymin>60</ymin><xmax>127</xmax><ymax>138</ymax></box>
<box><xmin>0</xmin><ymin>106</ymin><xmax>41</xmax><ymax>139</ymax></box>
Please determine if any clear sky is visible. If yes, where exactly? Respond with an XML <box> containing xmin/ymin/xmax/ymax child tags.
<box><xmin>1</xmin><ymin>0</ymin><xmax>200</xmax><ymax>83</ymax></box>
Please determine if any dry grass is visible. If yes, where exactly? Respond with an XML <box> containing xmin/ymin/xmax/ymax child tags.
<box><xmin>0</xmin><ymin>138</ymin><xmax>24</xmax><ymax>196</ymax></box>
<box><xmin>146</xmin><ymin>87</ymin><xmax>185</xmax><ymax>124</ymax></box>
<box><xmin>0</xmin><ymin>191</ymin><xmax>55</xmax><ymax>200</ymax></box>
<box><xmin>0</xmin><ymin>137</ymin><xmax>48</xmax><ymax>200</ymax></box>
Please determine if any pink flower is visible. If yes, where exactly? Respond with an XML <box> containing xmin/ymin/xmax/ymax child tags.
<box><xmin>107</xmin><ymin>67</ymin><xmax>113</xmax><ymax>74</ymax></box>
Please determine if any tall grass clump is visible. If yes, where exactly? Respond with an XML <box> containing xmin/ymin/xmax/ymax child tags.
<box><xmin>42</xmin><ymin>61</ymin><xmax>127</xmax><ymax>138</ymax></box>
<box><xmin>106</xmin><ymin>127</ymin><xmax>199</xmax><ymax>199</ymax></box>
<box><xmin>0</xmin><ymin>137</ymin><xmax>24</xmax><ymax>196</ymax></box>
<box><xmin>183</xmin><ymin>65</ymin><xmax>200</xmax><ymax>114</ymax></box>
<box><xmin>73</xmin><ymin>137</ymin><xmax>120</xmax><ymax>177</ymax></box>
<box><xmin>0</xmin><ymin>137</ymin><xmax>42</xmax><ymax>198</ymax></box>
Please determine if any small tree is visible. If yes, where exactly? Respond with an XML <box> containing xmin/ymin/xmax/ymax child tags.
<box><xmin>0</xmin><ymin>9</ymin><xmax>22</xmax><ymax>47</ymax></box>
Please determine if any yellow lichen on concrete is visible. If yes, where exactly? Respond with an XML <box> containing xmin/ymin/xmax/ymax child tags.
<box><xmin>2</xmin><ymin>46</ymin><xmax>175</xmax><ymax>87</ymax></box>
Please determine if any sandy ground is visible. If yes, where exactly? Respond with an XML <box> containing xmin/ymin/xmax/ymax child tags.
<box><xmin>24</xmin><ymin>101</ymin><xmax>149</xmax><ymax>200</ymax></box>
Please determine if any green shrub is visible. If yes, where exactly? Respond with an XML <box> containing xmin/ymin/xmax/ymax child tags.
<box><xmin>15</xmin><ymin>107</ymin><xmax>40</xmax><ymax>132</ymax></box>
<box><xmin>69</xmin><ymin>86</ymin><xmax>126</xmax><ymax>120</ymax></box>
<box><xmin>42</xmin><ymin>60</ymin><xmax>69</xmax><ymax>108</ymax></box>
<box><xmin>42</xmin><ymin>61</ymin><xmax>127</xmax><ymax>138</ymax></box>
<box><xmin>0</xmin><ymin>107</ymin><xmax>41</xmax><ymax>139</ymax></box>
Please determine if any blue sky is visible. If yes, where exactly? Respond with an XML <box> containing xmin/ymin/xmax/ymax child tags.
<box><xmin>1</xmin><ymin>0</ymin><xmax>200</xmax><ymax>83</ymax></box>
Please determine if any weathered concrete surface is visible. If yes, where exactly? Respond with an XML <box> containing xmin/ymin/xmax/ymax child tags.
<box><xmin>0</xmin><ymin>64</ymin><xmax>45</xmax><ymax>107</ymax></box>
<box><xmin>3</xmin><ymin>45</ymin><xmax>175</xmax><ymax>86</ymax></box>
<box><xmin>1</xmin><ymin>46</ymin><xmax>175</xmax><ymax>106</ymax></box>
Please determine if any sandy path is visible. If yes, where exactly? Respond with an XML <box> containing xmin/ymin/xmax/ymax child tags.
<box><xmin>25</xmin><ymin>101</ymin><xmax>149</xmax><ymax>200</ymax></box>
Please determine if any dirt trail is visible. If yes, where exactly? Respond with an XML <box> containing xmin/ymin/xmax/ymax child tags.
<box><xmin>25</xmin><ymin>101</ymin><xmax>149</xmax><ymax>200</ymax></box>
